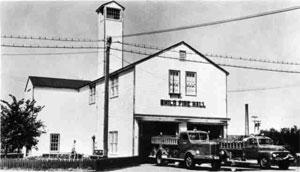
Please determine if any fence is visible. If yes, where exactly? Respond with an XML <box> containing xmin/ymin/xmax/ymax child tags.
<box><xmin>0</xmin><ymin>156</ymin><xmax>140</xmax><ymax>170</ymax></box>
<box><xmin>0</xmin><ymin>159</ymin><xmax>96</xmax><ymax>170</ymax></box>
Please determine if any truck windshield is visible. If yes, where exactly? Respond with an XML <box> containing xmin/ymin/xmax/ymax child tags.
<box><xmin>258</xmin><ymin>138</ymin><xmax>273</xmax><ymax>145</ymax></box>
<box><xmin>188</xmin><ymin>132</ymin><xmax>208</xmax><ymax>141</ymax></box>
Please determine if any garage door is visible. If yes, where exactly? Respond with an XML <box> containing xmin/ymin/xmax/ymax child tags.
<box><xmin>187</xmin><ymin>123</ymin><xmax>223</xmax><ymax>139</ymax></box>
<box><xmin>138</xmin><ymin>121</ymin><xmax>178</xmax><ymax>161</ymax></box>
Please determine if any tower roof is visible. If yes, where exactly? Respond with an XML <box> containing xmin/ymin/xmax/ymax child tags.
<box><xmin>96</xmin><ymin>1</ymin><xmax>125</xmax><ymax>14</ymax></box>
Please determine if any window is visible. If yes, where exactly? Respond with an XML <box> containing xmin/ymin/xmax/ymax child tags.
<box><xmin>89</xmin><ymin>85</ymin><xmax>96</xmax><ymax>104</ymax></box>
<box><xmin>179</xmin><ymin>50</ymin><xmax>186</xmax><ymax>61</ymax></box>
<box><xmin>109</xmin><ymin>131</ymin><xmax>118</xmax><ymax>154</ymax></box>
<box><xmin>186</xmin><ymin>72</ymin><xmax>197</xmax><ymax>96</ymax></box>
<box><xmin>248</xmin><ymin>138</ymin><xmax>258</xmax><ymax>145</ymax></box>
<box><xmin>110</xmin><ymin>76</ymin><xmax>119</xmax><ymax>98</ymax></box>
<box><xmin>50</xmin><ymin>134</ymin><xmax>60</xmax><ymax>152</ymax></box>
<box><xmin>188</xmin><ymin>132</ymin><xmax>208</xmax><ymax>141</ymax></box>
<box><xmin>180</xmin><ymin>133</ymin><xmax>188</xmax><ymax>140</ymax></box>
<box><xmin>258</xmin><ymin>138</ymin><xmax>273</xmax><ymax>145</ymax></box>
<box><xmin>169</xmin><ymin>70</ymin><xmax>180</xmax><ymax>95</ymax></box>
<box><xmin>106</xmin><ymin>8</ymin><xmax>121</xmax><ymax>20</ymax></box>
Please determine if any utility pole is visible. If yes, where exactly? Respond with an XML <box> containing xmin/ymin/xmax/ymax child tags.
<box><xmin>103</xmin><ymin>36</ymin><xmax>112</xmax><ymax>158</ymax></box>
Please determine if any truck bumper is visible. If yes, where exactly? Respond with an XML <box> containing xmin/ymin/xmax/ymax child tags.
<box><xmin>193</xmin><ymin>155</ymin><xmax>220</xmax><ymax>163</ymax></box>
<box><xmin>271</xmin><ymin>154</ymin><xmax>295</xmax><ymax>164</ymax></box>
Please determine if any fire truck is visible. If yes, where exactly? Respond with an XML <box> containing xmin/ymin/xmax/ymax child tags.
<box><xmin>149</xmin><ymin>130</ymin><xmax>221</xmax><ymax>170</ymax></box>
<box><xmin>219</xmin><ymin>135</ymin><xmax>295</xmax><ymax>169</ymax></box>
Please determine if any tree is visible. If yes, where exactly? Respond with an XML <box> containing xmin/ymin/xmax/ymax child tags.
<box><xmin>260</xmin><ymin>125</ymin><xmax>300</xmax><ymax>154</ymax></box>
<box><xmin>1</xmin><ymin>94</ymin><xmax>45</xmax><ymax>156</ymax></box>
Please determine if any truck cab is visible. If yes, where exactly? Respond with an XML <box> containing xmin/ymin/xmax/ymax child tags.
<box><xmin>220</xmin><ymin>135</ymin><xmax>295</xmax><ymax>169</ymax></box>
<box><xmin>150</xmin><ymin>130</ymin><xmax>221</xmax><ymax>170</ymax></box>
<box><xmin>245</xmin><ymin>136</ymin><xmax>294</xmax><ymax>169</ymax></box>
<box><xmin>178</xmin><ymin>131</ymin><xmax>209</xmax><ymax>156</ymax></box>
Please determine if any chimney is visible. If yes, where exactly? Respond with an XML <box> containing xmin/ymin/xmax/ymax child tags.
<box><xmin>245</xmin><ymin>104</ymin><xmax>249</xmax><ymax>136</ymax></box>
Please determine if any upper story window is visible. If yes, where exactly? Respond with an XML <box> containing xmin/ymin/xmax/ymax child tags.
<box><xmin>110</xmin><ymin>76</ymin><xmax>119</xmax><ymax>98</ymax></box>
<box><xmin>169</xmin><ymin>70</ymin><xmax>180</xmax><ymax>95</ymax></box>
<box><xmin>50</xmin><ymin>133</ymin><xmax>60</xmax><ymax>152</ymax></box>
<box><xmin>89</xmin><ymin>85</ymin><xmax>96</xmax><ymax>104</ymax></box>
<box><xmin>106</xmin><ymin>7</ymin><xmax>121</xmax><ymax>20</ymax></box>
<box><xmin>186</xmin><ymin>72</ymin><xmax>197</xmax><ymax>96</ymax></box>
<box><xmin>179</xmin><ymin>50</ymin><xmax>186</xmax><ymax>61</ymax></box>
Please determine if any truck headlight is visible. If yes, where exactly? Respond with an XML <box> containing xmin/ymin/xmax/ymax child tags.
<box><xmin>196</xmin><ymin>150</ymin><xmax>200</xmax><ymax>155</ymax></box>
<box><xmin>220</xmin><ymin>150</ymin><xmax>225</xmax><ymax>155</ymax></box>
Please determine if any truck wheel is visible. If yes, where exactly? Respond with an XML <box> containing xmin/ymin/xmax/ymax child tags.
<box><xmin>211</xmin><ymin>161</ymin><xmax>221</xmax><ymax>170</ymax></box>
<box><xmin>259</xmin><ymin>157</ymin><xmax>271</xmax><ymax>169</ymax></box>
<box><xmin>185</xmin><ymin>154</ymin><xmax>195</xmax><ymax>169</ymax></box>
<box><xmin>156</xmin><ymin>152</ymin><xmax>167</xmax><ymax>166</ymax></box>
<box><xmin>278</xmin><ymin>161</ymin><xmax>290</xmax><ymax>170</ymax></box>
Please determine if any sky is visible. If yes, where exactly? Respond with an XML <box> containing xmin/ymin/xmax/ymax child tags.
<box><xmin>1</xmin><ymin>0</ymin><xmax>300</xmax><ymax>135</ymax></box>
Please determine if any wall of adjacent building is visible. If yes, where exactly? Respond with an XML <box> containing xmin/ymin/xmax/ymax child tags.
<box><xmin>28</xmin><ymin>85</ymin><xmax>100</xmax><ymax>157</ymax></box>
<box><xmin>134</xmin><ymin>44</ymin><xmax>227</xmax><ymax>119</ymax></box>
<box><xmin>25</xmin><ymin>67</ymin><xmax>135</xmax><ymax>157</ymax></box>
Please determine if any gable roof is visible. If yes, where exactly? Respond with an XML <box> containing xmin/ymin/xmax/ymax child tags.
<box><xmin>83</xmin><ymin>41</ymin><xmax>229</xmax><ymax>88</ymax></box>
<box><xmin>25</xmin><ymin>76</ymin><xmax>91</xmax><ymax>91</ymax></box>
<box><xmin>96</xmin><ymin>1</ymin><xmax>125</xmax><ymax>14</ymax></box>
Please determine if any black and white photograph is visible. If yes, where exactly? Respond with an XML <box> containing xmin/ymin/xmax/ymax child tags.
<box><xmin>1</xmin><ymin>1</ymin><xmax>300</xmax><ymax>171</ymax></box>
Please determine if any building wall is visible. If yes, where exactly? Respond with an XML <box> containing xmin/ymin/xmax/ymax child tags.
<box><xmin>29</xmin><ymin>86</ymin><xmax>100</xmax><ymax>156</ymax></box>
<box><xmin>25</xmin><ymin>43</ymin><xmax>227</xmax><ymax>157</ymax></box>
<box><xmin>96</xmin><ymin>68</ymin><xmax>135</xmax><ymax>157</ymax></box>
<box><xmin>135</xmin><ymin>44</ymin><xmax>227</xmax><ymax>118</ymax></box>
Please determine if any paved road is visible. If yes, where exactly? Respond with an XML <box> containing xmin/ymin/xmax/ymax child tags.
<box><xmin>1</xmin><ymin>163</ymin><xmax>299</xmax><ymax>172</ymax></box>
<box><xmin>107</xmin><ymin>163</ymin><xmax>300</xmax><ymax>172</ymax></box>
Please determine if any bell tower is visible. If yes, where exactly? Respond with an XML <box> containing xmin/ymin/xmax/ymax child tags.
<box><xmin>96</xmin><ymin>1</ymin><xmax>125</xmax><ymax>77</ymax></box>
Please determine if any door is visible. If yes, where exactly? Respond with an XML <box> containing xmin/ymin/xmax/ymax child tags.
<box><xmin>245</xmin><ymin>138</ymin><xmax>259</xmax><ymax>159</ymax></box>
<box><xmin>178</xmin><ymin>132</ymin><xmax>190</xmax><ymax>158</ymax></box>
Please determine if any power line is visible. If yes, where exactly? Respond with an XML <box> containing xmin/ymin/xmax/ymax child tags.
<box><xmin>111</xmin><ymin>47</ymin><xmax>300</xmax><ymax>74</ymax></box>
<box><xmin>1</xmin><ymin>35</ymin><xmax>103</xmax><ymax>42</ymax></box>
<box><xmin>115</xmin><ymin>41</ymin><xmax>300</xmax><ymax>66</ymax></box>
<box><xmin>120</xmin><ymin>5</ymin><xmax>300</xmax><ymax>38</ymax></box>
<box><xmin>228</xmin><ymin>84</ymin><xmax>300</xmax><ymax>92</ymax></box>
<box><xmin>3</xmin><ymin>5</ymin><xmax>300</xmax><ymax>41</ymax></box>
<box><xmin>116</xmin><ymin>41</ymin><xmax>162</xmax><ymax>51</ymax></box>
<box><xmin>1</xmin><ymin>44</ymin><xmax>104</xmax><ymax>49</ymax></box>
<box><xmin>207</xmin><ymin>54</ymin><xmax>300</xmax><ymax>66</ymax></box>
<box><xmin>6</xmin><ymin>41</ymin><xmax>300</xmax><ymax>67</ymax></box>
<box><xmin>110</xmin><ymin>51</ymin><xmax>300</xmax><ymax>90</ymax></box>
<box><xmin>217</xmin><ymin>63</ymin><xmax>300</xmax><ymax>74</ymax></box>
<box><xmin>1</xmin><ymin>51</ymin><xmax>100</xmax><ymax>56</ymax></box>
<box><xmin>2</xmin><ymin>43</ymin><xmax>300</xmax><ymax>74</ymax></box>
<box><xmin>109</xmin><ymin>53</ymin><xmax>168</xmax><ymax>82</ymax></box>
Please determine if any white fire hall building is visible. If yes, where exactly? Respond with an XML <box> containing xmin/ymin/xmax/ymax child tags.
<box><xmin>24</xmin><ymin>1</ymin><xmax>230</xmax><ymax>158</ymax></box>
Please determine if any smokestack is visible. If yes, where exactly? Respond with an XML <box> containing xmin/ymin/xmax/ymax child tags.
<box><xmin>245</xmin><ymin>104</ymin><xmax>249</xmax><ymax>136</ymax></box>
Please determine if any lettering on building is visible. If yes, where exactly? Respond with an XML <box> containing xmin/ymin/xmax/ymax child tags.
<box><xmin>160</xmin><ymin>99</ymin><xmax>206</xmax><ymax>108</ymax></box>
